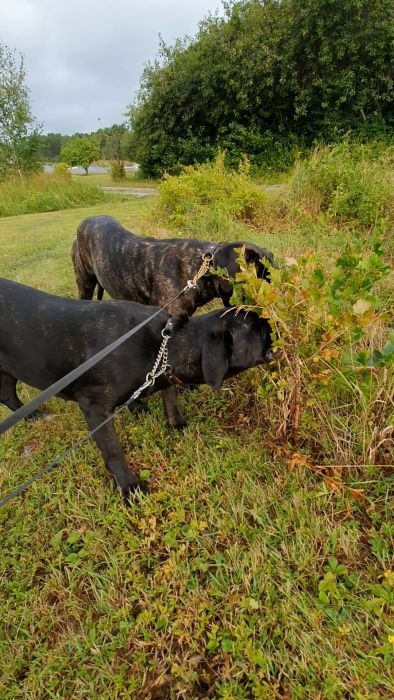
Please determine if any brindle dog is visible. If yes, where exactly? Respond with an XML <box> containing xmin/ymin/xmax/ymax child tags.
<box><xmin>72</xmin><ymin>215</ymin><xmax>274</xmax><ymax>427</ymax></box>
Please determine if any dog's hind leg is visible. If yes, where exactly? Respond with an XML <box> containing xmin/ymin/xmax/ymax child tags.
<box><xmin>71</xmin><ymin>239</ymin><xmax>97</xmax><ymax>300</ymax></box>
<box><xmin>0</xmin><ymin>371</ymin><xmax>48</xmax><ymax>420</ymax></box>
<box><xmin>79</xmin><ymin>397</ymin><xmax>148</xmax><ymax>502</ymax></box>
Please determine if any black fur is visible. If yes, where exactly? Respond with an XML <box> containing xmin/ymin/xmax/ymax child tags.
<box><xmin>0</xmin><ymin>278</ymin><xmax>273</xmax><ymax>501</ymax></box>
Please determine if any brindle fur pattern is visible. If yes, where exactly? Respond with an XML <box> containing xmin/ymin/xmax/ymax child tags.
<box><xmin>71</xmin><ymin>216</ymin><xmax>274</xmax><ymax>317</ymax></box>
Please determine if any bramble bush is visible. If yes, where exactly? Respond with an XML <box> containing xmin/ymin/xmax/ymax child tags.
<box><xmin>224</xmin><ymin>241</ymin><xmax>393</xmax><ymax>469</ymax></box>
<box><xmin>158</xmin><ymin>153</ymin><xmax>265</xmax><ymax>229</ymax></box>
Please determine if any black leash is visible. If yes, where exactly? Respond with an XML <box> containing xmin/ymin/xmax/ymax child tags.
<box><xmin>0</xmin><ymin>253</ymin><xmax>216</xmax><ymax>508</ymax></box>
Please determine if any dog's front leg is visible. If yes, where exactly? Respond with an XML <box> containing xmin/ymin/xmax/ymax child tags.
<box><xmin>162</xmin><ymin>386</ymin><xmax>186</xmax><ymax>429</ymax></box>
<box><xmin>79</xmin><ymin>398</ymin><xmax>148</xmax><ymax>502</ymax></box>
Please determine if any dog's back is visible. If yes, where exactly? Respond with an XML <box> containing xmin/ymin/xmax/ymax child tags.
<box><xmin>71</xmin><ymin>216</ymin><xmax>209</xmax><ymax>312</ymax></box>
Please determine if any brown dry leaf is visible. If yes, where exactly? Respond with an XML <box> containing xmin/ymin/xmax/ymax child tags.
<box><xmin>286</xmin><ymin>452</ymin><xmax>310</xmax><ymax>470</ymax></box>
<box><xmin>325</xmin><ymin>477</ymin><xmax>341</xmax><ymax>491</ymax></box>
<box><xmin>349</xmin><ymin>487</ymin><xmax>369</xmax><ymax>505</ymax></box>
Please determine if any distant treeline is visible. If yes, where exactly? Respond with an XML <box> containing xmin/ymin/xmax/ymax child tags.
<box><xmin>127</xmin><ymin>0</ymin><xmax>394</xmax><ymax>176</ymax></box>
<box><xmin>39</xmin><ymin>124</ymin><xmax>133</xmax><ymax>163</ymax></box>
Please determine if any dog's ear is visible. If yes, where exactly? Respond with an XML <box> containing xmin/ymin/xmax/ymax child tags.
<box><xmin>244</xmin><ymin>246</ymin><xmax>273</xmax><ymax>280</ymax></box>
<box><xmin>201</xmin><ymin>328</ymin><xmax>231</xmax><ymax>390</ymax></box>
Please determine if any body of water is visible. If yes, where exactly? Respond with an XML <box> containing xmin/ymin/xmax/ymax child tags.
<box><xmin>44</xmin><ymin>164</ymin><xmax>139</xmax><ymax>174</ymax></box>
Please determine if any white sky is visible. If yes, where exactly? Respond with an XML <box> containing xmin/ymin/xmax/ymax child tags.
<box><xmin>0</xmin><ymin>0</ymin><xmax>223</xmax><ymax>134</ymax></box>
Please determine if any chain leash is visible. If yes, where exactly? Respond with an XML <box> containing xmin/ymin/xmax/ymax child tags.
<box><xmin>186</xmin><ymin>253</ymin><xmax>214</xmax><ymax>290</ymax></box>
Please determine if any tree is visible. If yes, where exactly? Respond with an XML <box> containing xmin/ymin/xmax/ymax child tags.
<box><xmin>40</xmin><ymin>132</ymin><xmax>64</xmax><ymax>162</ymax></box>
<box><xmin>60</xmin><ymin>135</ymin><xmax>100</xmax><ymax>174</ymax></box>
<box><xmin>0</xmin><ymin>44</ymin><xmax>41</xmax><ymax>179</ymax></box>
<box><xmin>128</xmin><ymin>0</ymin><xmax>394</xmax><ymax>176</ymax></box>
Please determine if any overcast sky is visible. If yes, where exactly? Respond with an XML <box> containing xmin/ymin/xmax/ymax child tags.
<box><xmin>0</xmin><ymin>0</ymin><xmax>223</xmax><ymax>135</ymax></box>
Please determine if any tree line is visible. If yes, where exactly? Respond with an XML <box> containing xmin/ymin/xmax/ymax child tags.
<box><xmin>128</xmin><ymin>0</ymin><xmax>394</xmax><ymax>176</ymax></box>
<box><xmin>2</xmin><ymin>0</ymin><xmax>393</xmax><ymax>180</ymax></box>
<box><xmin>39</xmin><ymin>125</ymin><xmax>134</xmax><ymax>165</ymax></box>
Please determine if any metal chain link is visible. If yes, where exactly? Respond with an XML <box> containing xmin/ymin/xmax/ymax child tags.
<box><xmin>145</xmin><ymin>329</ymin><xmax>170</xmax><ymax>383</ymax></box>
<box><xmin>185</xmin><ymin>253</ymin><xmax>214</xmax><ymax>290</ymax></box>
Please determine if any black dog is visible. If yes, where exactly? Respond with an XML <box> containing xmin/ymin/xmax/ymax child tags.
<box><xmin>71</xmin><ymin>215</ymin><xmax>274</xmax><ymax>427</ymax></box>
<box><xmin>0</xmin><ymin>278</ymin><xmax>273</xmax><ymax>501</ymax></box>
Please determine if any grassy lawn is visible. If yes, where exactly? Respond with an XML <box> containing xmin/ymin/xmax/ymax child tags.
<box><xmin>0</xmin><ymin>195</ymin><xmax>393</xmax><ymax>698</ymax></box>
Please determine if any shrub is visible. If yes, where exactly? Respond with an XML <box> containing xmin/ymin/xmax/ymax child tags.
<box><xmin>158</xmin><ymin>153</ymin><xmax>265</xmax><ymax>228</ymax></box>
<box><xmin>226</xmin><ymin>241</ymin><xmax>393</xmax><ymax>467</ymax></box>
<box><xmin>110</xmin><ymin>160</ymin><xmax>126</xmax><ymax>181</ymax></box>
<box><xmin>0</xmin><ymin>172</ymin><xmax>106</xmax><ymax>217</ymax></box>
<box><xmin>53</xmin><ymin>162</ymin><xmax>71</xmax><ymax>177</ymax></box>
<box><xmin>289</xmin><ymin>142</ymin><xmax>394</xmax><ymax>230</ymax></box>
<box><xmin>217</xmin><ymin>125</ymin><xmax>306</xmax><ymax>174</ymax></box>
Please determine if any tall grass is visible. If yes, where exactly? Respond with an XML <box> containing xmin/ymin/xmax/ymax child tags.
<box><xmin>0</xmin><ymin>172</ymin><xmax>107</xmax><ymax>217</ymax></box>
<box><xmin>289</xmin><ymin>141</ymin><xmax>394</xmax><ymax>231</ymax></box>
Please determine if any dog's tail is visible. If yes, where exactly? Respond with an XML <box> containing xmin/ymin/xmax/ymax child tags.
<box><xmin>97</xmin><ymin>284</ymin><xmax>104</xmax><ymax>300</ymax></box>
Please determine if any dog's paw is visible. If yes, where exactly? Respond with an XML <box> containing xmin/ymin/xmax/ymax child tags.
<box><xmin>128</xmin><ymin>400</ymin><xmax>149</xmax><ymax>416</ymax></box>
<box><xmin>120</xmin><ymin>479</ymin><xmax>149</xmax><ymax>505</ymax></box>
<box><xmin>169</xmin><ymin>419</ymin><xmax>188</xmax><ymax>431</ymax></box>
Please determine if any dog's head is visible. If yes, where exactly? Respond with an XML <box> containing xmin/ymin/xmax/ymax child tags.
<box><xmin>165</xmin><ymin>308</ymin><xmax>270</xmax><ymax>391</ymax></box>
<box><xmin>196</xmin><ymin>242</ymin><xmax>274</xmax><ymax>307</ymax></box>
<box><xmin>200</xmin><ymin>309</ymin><xmax>273</xmax><ymax>389</ymax></box>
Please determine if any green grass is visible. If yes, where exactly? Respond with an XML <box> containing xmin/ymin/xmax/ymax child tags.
<box><xmin>0</xmin><ymin>194</ymin><xmax>393</xmax><ymax>698</ymax></box>
<box><xmin>0</xmin><ymin>173</ymin><xmax>110</xmax><ymax>218</ymax></box>
<box><xmin>0</xmin><ymin>197</ymin><xmax>156</xmax><ymax>296</ymax></box>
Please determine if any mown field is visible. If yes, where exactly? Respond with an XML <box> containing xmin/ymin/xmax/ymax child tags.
<box><xmin>0</xmin><ymin>169</ymin><xmax>393</xmax><ymax>699</ymax></box>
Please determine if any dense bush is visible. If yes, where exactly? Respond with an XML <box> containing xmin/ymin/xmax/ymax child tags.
<box><xmin>110</xmin><ymin>160</ymin><xmax>126</xmax><ymax>181</ymax></box>
<box><xmin>158</xmin><ymin>153</ymin><xmax>265</xmax><ymax>228</ymax></box>
<box><xmin>0</xmin><ymin>172</ymin><xmax>106</xmax><ymax>217</ymax></box>
<box><xmin>128</xmin><ymin>0</ymin><xmax>394</xmax><ymax>176</ymax></box>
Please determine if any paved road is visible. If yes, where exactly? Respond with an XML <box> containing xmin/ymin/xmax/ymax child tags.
<box><xmin>101</xmin><ymin>184</ymin><xmax>286</xmax><ymax>197</ymax></box>
<box><xmin>101</xmin><ymin>186</ymin><xmax>159</xmax><ymax>197</ymax></box>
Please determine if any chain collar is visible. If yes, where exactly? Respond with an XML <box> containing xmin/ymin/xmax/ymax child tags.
<box><xmin>145</xmin><ymin>326</ymin><xmax>171</xmax><ymax>384</ymax></box>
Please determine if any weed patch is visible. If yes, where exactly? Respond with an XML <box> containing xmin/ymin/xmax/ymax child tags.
<box><xmin>289</xmin><ymin>141</ymin><xmax>394</xmax><ymax>232</ymax></box>
<box><xmin>0</xmin><ymin>171</ymin><xmax>107</xmax><ymax>217</ymax></box>
<box><xmin>158</xmin><ymin>153</ymin><xmax>265</xmax><ymax>229</ymax></box>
